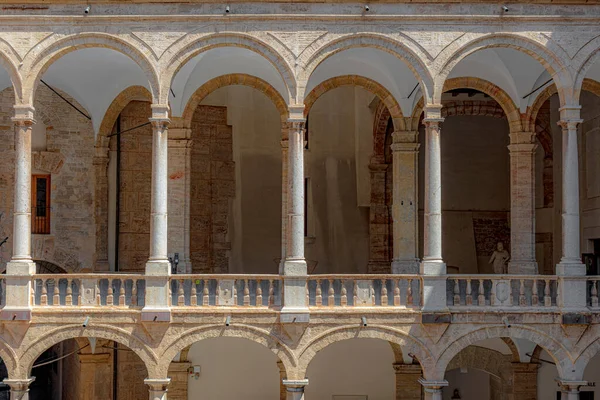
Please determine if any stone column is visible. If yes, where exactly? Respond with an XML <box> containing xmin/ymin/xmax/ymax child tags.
<box><xmin>280</xmin><ymin>123</ymin><xmax>290</xmax><ymax>274</ymax></box>
<box><xmin>281</xmin><ymin>106</ymin><xmax>308</xmax><ymax>320</ymax></box>
<box><xmin>142</xmin><ymin>105</ymin><xmax>172</xmax><ymax>322</ymax></box>
<box><xmin>2</xmin><ymin>105</ymin><xmax>37</xmax><ymax>321</ymax></box>
<box><xmin>4</xmin><ymin>378</ymin><xmax>35</xmax><ymax>400</ymax></box>
<box><xmin>508</xmin><ymin>132</ymin><xmax>538</xmax><ymax>274</ymax></box>
<box><xmin>167</xmin><ymin>129</ymin><xmax>192</xmax><ymax>273</ymax></box>
<box><xmin>557</xmin><ymin>380</ymin><xmax>587</xmax><ymax>400</ymax></box>
<box><xmin>283</xmin><ymin>379</ymin><xmax>308</xmax><ymax>400</ymax></box>
<box><xmin>394</xmin><ymin>363</ymin><xmax>421</xmax><ymax>399</ymax></box>
<box><xmin>391</xmin><ymin>131</ymin><xmax>420</xmax><ymax>274</ymax></box>
<box><xmin>419</xmin><ymin>379</ymin><xmax>447</xmax><ymax>400</ymax></box>
<box><xmin>556</xmin><ymin>106</ymin><xmax>586</xmax><ymax>310</ymax></box>
<box><xmin>512</xmin><ymin>362</ymin><xmax>538</xmax><ymax>400</ymax></box>
<box><xmin>145</xmin><ymin>378</ymin><xmax>171</xmax><ymax>400</ymax></box>
<box><xmin>420</xmin><ymin>106</ymin><xmax>447</xmax><ymax>312</ymax></box>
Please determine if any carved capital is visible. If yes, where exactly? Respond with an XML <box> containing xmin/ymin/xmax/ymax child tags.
<box><xmin>12</xmin><ymin>104</ymin><xmax>35</xmax><ymax>125</ymax></box>
<box><xmin>287</xmin><ymin>104</ymin><xmax>306</xmax><ymax>124</ymax></box>
<box><xmin>423</xmin><ymin>104</ymin><xmax>443</xmax><ymax>120</ymax></box>
<box><xmin>144</xmin><ymin>378</ymin><xmax>171</xmax><ymax>392</ymax></box>
<box><xmin>557</xmin><ymin>119</ymin><xmax>582</xmax><ymax>131</ymax></box>
<box><xmin>392</xmin><ymin>130</ymin><xmax>419</xmax><ymax>144</ymax></box>
<box><xmin>509</xmin><ymin>131</ymin><xmax>535</xmax><ymax>145</ymax></box>
<box><xmin>151</xmin><ymin>103</ymin><xmax>170</xmax><ymax>120</ymax></box>
<box><xmin>556</xmin><ymin>379</ymin><xmax>587</xmax><ymax>392</ymax></box>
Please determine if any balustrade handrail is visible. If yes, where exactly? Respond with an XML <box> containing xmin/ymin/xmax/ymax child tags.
<box><xmin>168</xmin><ymin>274</ymin><xmax>282</xmax><ymax>280</ymax></box>
<box><xmin>32</xmin><ymin>273</ymin><xmax>145</xmax><ymax>280</ymax></box>
<box><xmin>308</xmin><ymin>274</ymin><xmax>421</xmax><ymax>279</ymax></box>
<box><xmin>446</xmin><ymin>274</ymin><xmax>558</xmax><ymax>280</ymax></box>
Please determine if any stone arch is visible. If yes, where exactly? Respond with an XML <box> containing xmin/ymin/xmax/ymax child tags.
<box><xmin>157</xmin><ymin>324</ymin><xmax>297</xmax><ymax>379</ymax></box>
<box><xmin>297</xmin><ymin>325</ymin><xmax>432</xmax><ymax>379</ymax></box>
<box><xmin>300</xmin><ymin>33</ymin><xmax>434</xmax><ymax>102</ymax></box>
<box><xmin>304</xmin><ymin>75</ymin><xmax>406</xmax><ymax>131</ymax></box>
<box><xmin>181</xmin><ymin>73</ymin><xmax>288</xmax><ymax>126</ymax></box>
<box><xmin>0</xmin><ymin>46</ymin><xmax>22</xmax><ymax>102</ymax></box>
<box><xmin>525</xmin><ymin>78</ymin><xmax>600</xmax><ymax>132</ymax></box>
<box><xmin>0</xmin><ymin>337</ymin><xmax>19</xmax><ymax>380</ymax></box>
<box><xmin>21</xmin><ymin>33</ymin><xmax>159</xmax><ymax>105</ymax></box>
<box><xmin>372</xmin><ymin>100</ymin><xmax>392</xmax><ymax>163</ymax></box>
<box><xmin>447</xmin><ymin>345</ymin><xmax>511</xmax><ymax>379</ymax></box>
<box><xmin>159</xmin><ymin>33</ymin><xmax>296</xmax><ymax>105</ymax></box>
<box><xmin>572</xmin><ymin>336</ymin><xmax>600</xmax><ymax>380</ymax></box>
<box><xmin>435</xmin><ymin>33</ymin><xmax>572</xmax><ymax>106</ymax></box>
<box><xmin>96</xmin><ymin>85</ymin><xmax>153</xmax><ymax>148</ymax></box>
<box><xmin>434</xmin><ymin>326</ymin><xmax>570</xmax><ymax>381</ymax></box>
<box><xmin>18</xmin><ymin>324</ymin><xmax>158</xmax><ymax>378</ymax></box>
<box><xmin>574</xmin><ymin>43</ymin><xmax>600</xmax><ymax>102</ymax></box>
<box><xmin>501</xmin><ymin>337</ymin><xmax>522</xmax><ymax>363</ymax></box>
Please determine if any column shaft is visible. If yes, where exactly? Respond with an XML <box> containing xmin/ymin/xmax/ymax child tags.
<box><xmin>422</xmin><ymin>119</ymin><xmax>444</xmax><ymax>270</ymax></box>
<box><xmin>391</xmin><ymin>131</ymin><xmax>420</xmax><ymax>274</ymax></box>
<box><xmin>508</xmin><ymin>132</ymin><xmax>538</xmax><ymax>274</ymax></box>
<box><xmin>149</xmin><ymin>118</ymin><xmax>170</xmax><ymax>263</ymax></box>
<box><xmin>12</xmin><ymin>118</ymin><xmax>34</xmax><ymax>262</ymax></box>
<box><xmin>285</xmin><ymin>121</ymin><xmax>306</xmax><ymax>267</ymax></box>
<box><xmin>280</xmin><ymin>125</ymin><xmax>289</xmax><ymax>274</ymax></box>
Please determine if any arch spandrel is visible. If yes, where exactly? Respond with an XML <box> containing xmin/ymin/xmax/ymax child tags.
<box><xmin>20</xmin><ymin>33</ymin><xmax>160</xmax><ymax>106</ymax></box>
<box><xmin>0</xmin><ymin>45</ymin><xmax>22</xmax><ymax>103</ymax></box>
<box><xmin>159</xmin><ymin>33</ymin><xmax>296</xmax><ymax>106</ymax></box>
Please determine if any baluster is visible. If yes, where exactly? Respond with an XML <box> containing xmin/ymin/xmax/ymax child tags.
<box><xmin>353</xmin><ymin>280</ymin><xmax>358</xmax><ymax>306</ymax></box>
<box><xmin>31</xmin><ymin>279</ymin><xmax>35</xmax><ymax>305</ymax></box>
<box><xmin>591</xmin><ymin>281</ymin><xmax>599</xmax><ymax>308</ymax></box>
<box><xmin>453</xmin><ymin>279</ymin><xmax>460</xmax><ymax>306</ymax></box>
<box><xmin>315</xmin><ymin>280</ymin><xmax>323</xmax><ymax>307</ymax></box>
<box><xmin>532</xmin><ymin>279</ymin><xmax>539</xmax><ymax>306</ymax></box>
<box><xmin>41</xmin><ymin>279</ymin><xmax>48</xmax><ymax>306</ymax></box>
<box><xmin>370</xmin><ymin>281</ymin><xmax>375</xmax><ymax>305</ymax></box>
<box><xmin>519</xmin><ymin>279</ymin><xmax>526</xmax><ymax>306</ymax></box>
<box><xmin>203</xmin><ymin>279</ymin><xmax>210</xmax><ymax>306</ymax></box>
<box><xmin>53</xmin><ymin>279</ymin><xmax>60</xmax><ymax>305</ymax></box>
<box><xmin>381</xmin><ymin>279</ymin><xmax>388</xmax><ymax>306</ymax></box>
<box><xmin>268</xmin><ymin>280</ymin><xmax>275</xmax><ymax>307</ymax></box>
<box><xmin>216</xmin><ymin>280</ymin><xmax>221</xmax><ymax>306</ymax></box>
<box><xmin>119</xmin><ymin>279</ymin><xmax>126</xmax><ymax>306</ymax></box>
<box><xmin>95</xmin><ymin>279</ymin><xmax>100</xmax><ymax>306</ymax></box>
<box><xmin>66</xmin><ymin>278</ymin><xmax>73</xmax><ymax>306</ymax></box>
<box><xmin>478</xmin><ymin>279</ymin><xmax>485</xmax><ymax>306</ymax></box>
<box><xmin>341</xmin><ymin>280</ymin><xmax>348</xmax><ymax>307</ymax></box>
<box><xmin>544</xmin><ymin>279</ymin><xmax>551</xmax><ymax>307</ymax></box>
<box><xmin>233</xmin><ymin>281</ymin><xmax>238</xmax><ymax>305</ymax></box>
<box><xmin>305</xmin><ymin>280</ymin><xmax>309</xmax><ymax>307</ymax></box>
<box><xmin>107</xmin><ymin>279</ymin><xmax>114</xmax><ymax>306</ymax></box>
<box><xmin>407</xmin><ymin>279</ymin><xmax>414</xmax><ymax>306</ymax></box>
<box><xmin>243</xmin><ymin>279</ymin><xmax>250</xmax><ymax>306</ymax></box>
<box><xmin>191</xmin><ymin>280</ymin><xmax>198</xmax><ymax>306</ymax></box>
<box><xmin>328</xmin><ymin>279</ymin><xmax>335</xmax><ymax>307</ymax></box>
<box><xmin>77</xmin><ymin>280</ymin><xmax>81</xmax><ymax>306</ymax></box>
<box><xmin>466</xmin><ymin>279</ymin><xmax>472</xmax><ymax>306</ymax></box>
<box><xmin>394</xmin><ymin>279</ymin><xmax>401</xmax><ymax>306</ymax></box>
<box><xmin>256</xmin><ymin>280</ymin><xmax>263</xmax><ymax>306</ymax></box>
<box><xmin>178</xmin><ymin>279</ymin><xmax>185</xmax><ymax>306</ymax></box>
<box><xmin>490</xmin><ymin>280</ymin><xmax>496</xmax><ymax>306</ymax></box>
<box><xmin>131</xmin><ymin>279</ymin><xmax>138</xmax><ymax>306</ymax></box>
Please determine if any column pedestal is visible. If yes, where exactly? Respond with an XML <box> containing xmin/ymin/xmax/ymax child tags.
<box><xmin>145</xmin><ymin>378</ymin><xmax>170</xmax><ymax>400</ymax></box>
<box><xmin>393</xmin><ymin>363</ymin><xmax>421</xmax><ymax>399</ymax></box>
<box><xmin>4</xmin><ymin>378</ymin><xmax>35</xmax><ymax>400</ymax></box>
<box><xmin>419</xmin><ymin>379</ymin><xmax>447</xmax><ymax>400</ymax></box>
<box><xmin>391</xmin><ymin>131</ymin><xmax>420</xmax><ymax>274</ymax></box>
<box><xmin>283</xmin><ymin>379</ymin><xmax>308</xmax><ymax>400</ymax></box>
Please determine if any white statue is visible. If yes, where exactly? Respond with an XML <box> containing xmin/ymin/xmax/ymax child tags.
<box><xmin>489</xmin><ymin>241</ymin><xmax>510</xmax><ymax>274</ymax></box>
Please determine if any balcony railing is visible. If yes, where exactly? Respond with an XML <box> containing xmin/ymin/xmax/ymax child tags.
<box><xmin>32</xmin><ymin>274</ymin><xmax>144</xmax><ymax>307</ymax></box>
<box><xmin>32</xmin><ymin>206</ymin><xmax>51</xmax><ymax>234</ymax></box>
<box><xmin>447</xmin><ymin>275</ymin><xmax>559</xmax><ymax>308</ymax></box>
<box><xmin>307</xmin><ymin>275</ymin><xmax>422</xmax><ymax>308</ymax></box>
<box><xmin>168</xmin><ymin>275</ymin><xmax>282</xmax><ymax>307</ymax></box>
<box><xmin>0</xmin><ymin>273</ymin><xmax>594</xmax><ymax>311</ymax></box>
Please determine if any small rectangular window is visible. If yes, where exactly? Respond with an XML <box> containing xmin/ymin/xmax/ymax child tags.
<box><xmin>32</xmin><ymin>175</ymin><xmax>51</xmax><ymax>234</ymax></box>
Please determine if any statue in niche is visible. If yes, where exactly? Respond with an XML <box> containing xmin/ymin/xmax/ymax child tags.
<box><xmin>489</xmin><ymin>241</ymin><xmax>510</xmax><ymax>274</ymax></box>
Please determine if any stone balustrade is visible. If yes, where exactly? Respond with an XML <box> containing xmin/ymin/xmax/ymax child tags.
<box><xmin>447</xmin><ymin>274</ymin><xmax>559</xmax><ymax>309</ymax></box>
<box><xmin>18</xmin><ymin>273</ymin><xmax>600</xmax><ymax>312</ymax></box>
<box><xmin>32</xmin><ymin>274</ymin><xmax>144</xmax><ymax>307</ymax></box>
<box><xmin>168</xmin><ymin>274</ymin><xmax>282</xmax><ymax>307</ymax></box>
<box><xmin>306</xmin><ymin>275</ymin><xmax>421</xmax><ymax>308</ymax></box>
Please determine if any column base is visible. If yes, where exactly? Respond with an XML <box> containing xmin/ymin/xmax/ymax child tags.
<box><xmin>281</xmin><ymin>273</ymin><xmax>309</xmax><ymax>323</ymax></box>
<box><xmin>556</xmin><ymin>261</ymin><xmax>586</xmax><ymax>276</ymax></box>
<box><xmin>283</xmin><ymin>259</ymin><xmax>307</xmax><ymax>276</ymax></box>
<box><xmin>420</xmin><ymin>260</ymin><xmax>446</xmax><ymax>275</ymax></box>
<box><xmin>2</xmin><ymin>260</ymin><xmax>36</xmax><ymax>321</ymax></box>
<box><xmin>392</xmin><ymin>259</ymin><xmax>420</xmax><ymax>274</ymax></box>
<box><xmin>507</xmin><ymin>261</ymin><xmax>538</xmax><ymax>275</ymax></box>
<box><xmin>143</xmin><ymin>260</ymin><xmax>171</xmax><ymax>322</ymax></box>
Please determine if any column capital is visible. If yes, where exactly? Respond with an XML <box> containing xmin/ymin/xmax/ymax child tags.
<box><xmin>509</xmin><ymin>131</ymin><xmax>535</xmax><ymax>145</ymax></box>
<box><xmin>283</xmin><ymin>379</ymin><xmax>309</xmax><ymax>390</ymax></box>
<box><xmin>423</xmin><ymin>104</ymin><xmax>443</xmax><ymax>120</ymax></box>
<box><xmin>4</xmin><ymin>377</ymin><xmax>35</xmax><ymax>391</ymax></box>
<box><xmin>287</xmin><ymin>104</ymin><xmax>306</xmax><ymax>123</ymax></box>
<box><xmin>12</xmin><ymin>104</ymin><xmax>35</xmax><ymax>124</ymax></box>
<box><xmin>151</xmin><ymin>104</ymin><xmax>170</xmax><ymax>119</ymax></box>
<box><xmin>558</xmin><ymin>105</ymin><xmax>581</xmax><ymax>121</ymax></box>
<box><xmin>418</xmin><ymin>378</ymin><xmax>448</xmax><ymax>391</ymax></box>
<box><xmin>558</xmin><ymin>119</ymin><xmax>583</xmax><ymax>131</ymax></box>
<box><xmin>144</xmin><ymin>378</ymin><xmax>171</xmax><ymax>391</ymax></box>
<box><xmin>556</xmin><ymin>379</ymin><xmax>587</xmax><ymax>391</ymax></box>
<box><xmin>392</xmin><ymin>131</ymin><xmax>420</xmax><ymax>152</ymax></box>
